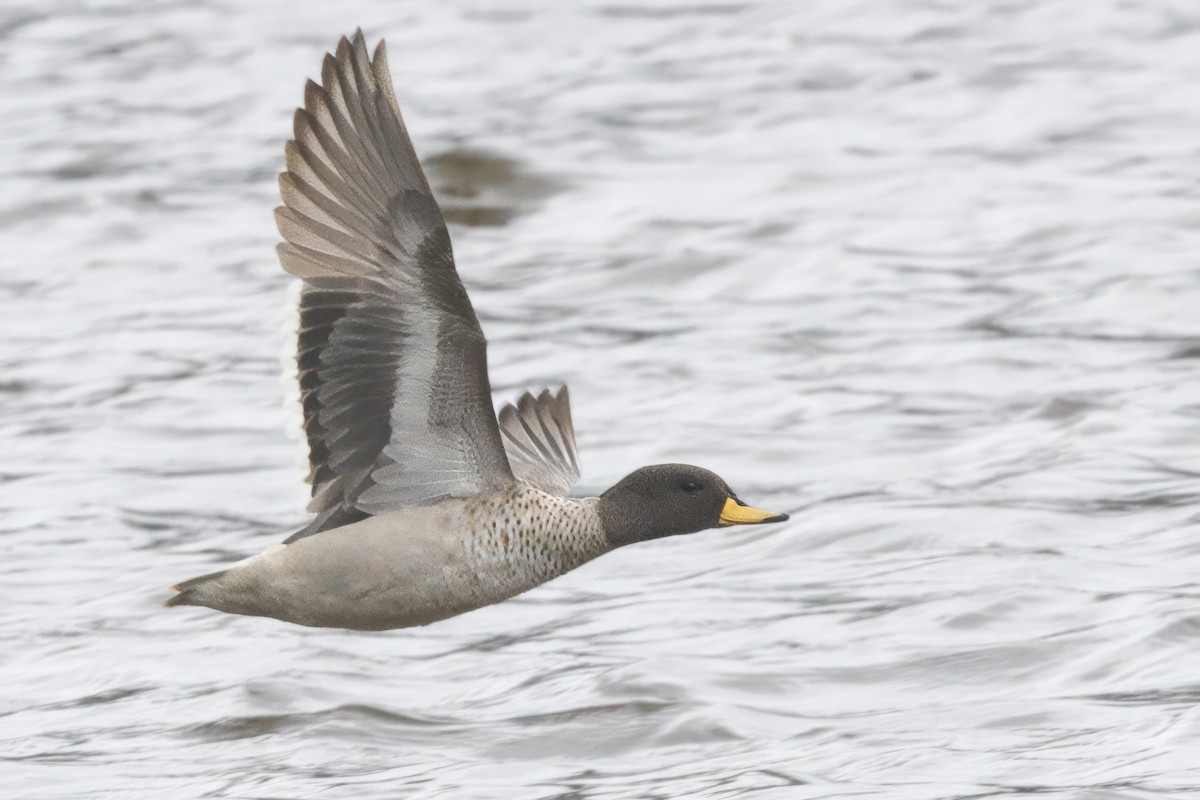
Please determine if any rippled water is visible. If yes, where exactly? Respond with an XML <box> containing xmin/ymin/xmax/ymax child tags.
<box><xmin>4</xmin><ymin>1</ymin><xmax>1200</xmax><ymax>797</ymax></box>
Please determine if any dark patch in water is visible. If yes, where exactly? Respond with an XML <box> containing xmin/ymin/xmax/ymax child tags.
<box><xmin>425</xmin><ymin>149</ymin><xmax>565</xmax><ymax>228</ymax></box>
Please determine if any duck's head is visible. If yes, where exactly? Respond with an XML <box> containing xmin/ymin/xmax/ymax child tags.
<box><xmin>598</xmin><ymin>464</ymin><xmax>789</xmax><ymax>547</ymax></box>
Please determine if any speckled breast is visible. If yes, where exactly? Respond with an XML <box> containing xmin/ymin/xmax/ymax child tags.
<box><xmin>457</xmin><ymin>485</ymin><xmax>611</xmax><ymax>599</ymax></box>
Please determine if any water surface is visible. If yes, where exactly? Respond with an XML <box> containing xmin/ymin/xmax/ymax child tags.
<box><xmin>3</xmin><ymin>1</ymin><xmax>1200</xmax><ymax>797</ymax></box>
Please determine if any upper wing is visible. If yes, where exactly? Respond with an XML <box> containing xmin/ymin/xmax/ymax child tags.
<box><xmin>278</xmin><ymin>31</ymin><xmax>514</xmax><ymax>534</ymax></box>
<box><xmin>497</xmin><ymin>387</ymin><xmax>581</xmax><ymax>497</ymax></box>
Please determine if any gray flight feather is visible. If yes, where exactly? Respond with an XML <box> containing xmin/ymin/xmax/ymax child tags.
<box><xmin>277</xmin><ymin>30</ymin><xmax>514</xmax><ymax>531</ymax></box>
<box><xmin>498</xmin><ymin>386</ymin><xmax>581</xmax><ymax>497</ymax></box>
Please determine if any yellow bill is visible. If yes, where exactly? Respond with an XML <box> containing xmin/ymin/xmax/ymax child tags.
<box><xmin>719</xmin><ymin>497</ymin><xmax>789</xmax><ymax>526</ymax></box>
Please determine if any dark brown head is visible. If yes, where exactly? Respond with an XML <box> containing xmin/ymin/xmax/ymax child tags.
<box><xmin>598</xmin><ymin>464</ymin><xmax>789</xmax><ymax>548</ymax></box>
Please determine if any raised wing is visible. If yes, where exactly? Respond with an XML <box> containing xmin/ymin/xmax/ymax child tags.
<box><xmin>498</xmin><ymin>387</ymin><xmax>581</xmax><ymax>497</ymax></box>
<box><xmin>278</xmin><ymin>31</ymin><xmax>514</xmax><ymax>539</ymax></box>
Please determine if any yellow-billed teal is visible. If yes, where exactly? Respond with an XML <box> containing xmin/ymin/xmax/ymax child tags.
<box><xmin>166</xmin><ymin>31</ymin><xmax>788</xmax><ymax>631</ymax></box>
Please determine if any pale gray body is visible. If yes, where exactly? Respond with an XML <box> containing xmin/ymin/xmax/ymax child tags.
<box><xmin>191</xmin><ymin>487</ymin><xmax>607</xmax><ymax>630</ymax></box>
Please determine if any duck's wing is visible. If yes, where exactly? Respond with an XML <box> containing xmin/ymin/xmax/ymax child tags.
<box><xmin>277</xmin><ymin>31</ymin><xmax>514</xmax><ymax>535</ymax></box>
<box><xmin>497</xmin><ymin>387</ymin><xmax>581</xmax><ymax>497</ymax></box>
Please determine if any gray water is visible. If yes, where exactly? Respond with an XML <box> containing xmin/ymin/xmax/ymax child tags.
<box><xmin>3</xmin><ymin>1</ymin><xmax>1200</xmax><ymax>797</ymax></box>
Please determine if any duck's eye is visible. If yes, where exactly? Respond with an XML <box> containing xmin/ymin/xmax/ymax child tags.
<box><xmin>682</xmin><ymin>481</ymin><xmax>701</xmax><ymax>494</ymax></box>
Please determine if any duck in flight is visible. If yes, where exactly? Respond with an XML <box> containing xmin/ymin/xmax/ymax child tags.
<box><xmin>166</xmin><ymin>31</ymin><xmax>789</xmax><ymax>631</ymax></box>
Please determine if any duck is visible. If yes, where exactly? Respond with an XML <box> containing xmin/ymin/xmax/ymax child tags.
<box><xmin>165</xmin><ymin>31</ymin><xmax>789</xmax><ymax>631</ymax></box>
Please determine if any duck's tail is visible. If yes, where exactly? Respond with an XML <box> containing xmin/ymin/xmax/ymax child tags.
<box><xmin>164</xmin><ymin>569</ymin><xmax>229</xmax><ymax>608</ymax></box>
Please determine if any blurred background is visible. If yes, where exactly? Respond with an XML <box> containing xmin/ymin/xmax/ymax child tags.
<box><xmin>3</xmin><ymin>0</ymin><xmax>1200</xmax><ymax>797</ymax></box>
